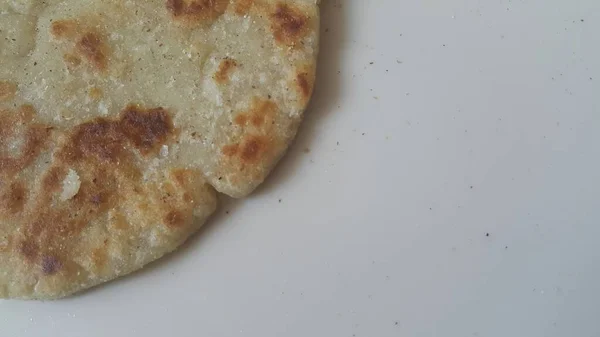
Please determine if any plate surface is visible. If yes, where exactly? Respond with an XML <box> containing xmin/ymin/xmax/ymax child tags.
<box><xmin>1</xmin><ymin>1</ymin><xmax>599</xmax><ymax>336</ymax></box>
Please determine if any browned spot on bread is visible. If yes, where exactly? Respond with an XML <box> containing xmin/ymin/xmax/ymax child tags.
<box><xmin>41</xmin><ymin>255</ymin><xmax>62</xmax><ymax>275</ymax></box>
<box><xmin>164</xmin><ymin>210</ymin><xmax>185</xmax><ymax>227</ymax></box>
<box><xmin>168</xmin><ymin>169</ymin><xmax>210</xmax><ymax>208</ymax></box>
<box><xmin>18</xmin><ymin>104</ymin><xmax>36</xmax><ymax>122</ymax></box>
<box><xmin>214</xmin><ymin>58</ymin><xmax>237</xmax><ymax>84</ymax></box>
<box><xmin>0</xmin><ymin>108</ymin><xmax>52</xmax><ymax>176</ymax></box>
<box><xmin>51</xmin><ymin>21</ymin><xmax>110</xmax><ymax>72</ymax></box>
<box><xmin>239</xmin><ymin>135</ymin><xmax>267</xmax><ymax>163</ymax></box>
<box><xmin>120</xmin><ymin>106</ymin><xmax>174</xmax><ymax>155</ymax></box>
<box><xmin>234</xmin><ymin>98</ymin><xmax>277</xmax><ymax>128</ymax></box>
<box><xmin>63</xmin><ymin>105</ymin><xmax>174</xmax><ymax>162</ymax></box>
<box><xmin>221</xmin><ymin>135</ymin><xmax>268</xmax><ymax>164</ymax></box>
<box><xmin>67</xmin><ymin>119</ymin><xmax>124</xmax><ymax>163</ymax></box>
<box><xmin>222</xmin><ymin>143</ymin><xmax>239</xmax><ymax>156</ymax></box>
<box><xmin>50</xmin><ymin>20</ymin><xmax>80</xmax><ymax>39</ymax></box>
<box><xmin>76</xmin><ymin>32</ymin><xmax>108</xmax><ymax>72</ymax></box>
<box><xmin>233</xmin><ymin>0</ymin><xmax>254</xmax><ymax>15</ymax></box>
<box><xmin>251</xmin><ymin>114</ymin><xmax>265</xmax><ymax>128</ymax></box>
<box><xmin>90</xmin><ymin>193</ymin><xmax>103</xmax><ymax>205</ymax></box>
<box><xmin>172</xmin><ymin>170</ymin><xmax>188</xmax><ymax>186</ymax></box>
<box><xmin>296</xmin><ymin>71</ymin><xmax>312</xmax><ymax>100</ymax></box>
<box><xmin>42</xmin><ymin>166</ymin><xmax>66</xmax><ymax>193</ymax></box>
<box><xmin>0</xmin><ymin>81</ymin><xmax>17</xmax><ymax>102</ymax></box>
<box><xmin>0</xmin><ymin>182</ymin><xmax>27</xmax><ymax>214</ymax></box>
<box><xmin>19</xmin><ymin>240</ymin><xmax>38</xmax><ymax>262</ymax></box>
<box><xmin>270</xmin><ymin>3</ymin><xmax>310</xmax><ymax>47</ymax></box>
<box><xmin>222</xmin><ymin>98</ymin><xmax>279</xmax><ymax>167</ymax></box>
<box><xmin>14</xmin><ymin>105</ymin><xmax>175</xmax><ymax>271</ymax></box>
<box><xmin>166</xmin><ymin>0</ymin><xmax>229</xmax><ymax>25</ymax></box>
<box><xmin>234</xmin><ymin>114</ymin><xmax>247</xmax><ymax>126</ymax></box>
<box><xmin>171</xmin><ymin>168</ymin><xmax>197</xmax><ymax>187</ymax></box>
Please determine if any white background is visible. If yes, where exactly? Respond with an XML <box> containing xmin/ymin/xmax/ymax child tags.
<box><xmin>2</xmin><ymin>0</ymin><xmax>600</xmax><ymax>336</ymax></box>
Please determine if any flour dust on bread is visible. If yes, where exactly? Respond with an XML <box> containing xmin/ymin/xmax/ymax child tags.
<box><xmin>0</xmin><ymin>0</ymin><xmax>319</xmax><ymax>299</ymax></box>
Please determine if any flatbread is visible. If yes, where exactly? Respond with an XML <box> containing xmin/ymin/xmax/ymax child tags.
<box><xmin>0</xmin><ymin>0</ymin><xmax>319</xmax><ymax>299</ymax></box>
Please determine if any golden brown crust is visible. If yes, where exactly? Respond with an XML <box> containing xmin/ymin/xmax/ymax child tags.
<box><xmin>217</xmin><ymin>98</ymin><xmax>285</xmax><ymax>190</ymax></box>
<box><xmin>290</xmin><ymin>62</ymin><xmax>317</xmax><ymax>107</ymax></box>
<box><xmin>214</xmin><ymin>57</ymin><xmax>238</xmax><ymax>84</ymax></box>
<box><xmin>76</xmin><ymin>32</ymin><xmax>109</xmax><ymax>72</ymax></box>
<box><xmin>50</xmin><ymin>20</ymin><xmax>79</xmax><ymax>39</ymax></box>
<box><xmin>233</xmin><ymin>0</ymin><xmax>254</xmax><ymax>15</ymax></box>
<box><xmin>270</xmin><ymin>2</ymin><xmax>311</xmax><ymax>47</ymax></box>
<box><xmin>166</xmin><ymin>0</ymin><xmax>229</xmax><ymax>25</ymax></box>
<box><xmin>51</xmin><ymin>20</ymin><xmax>110</xmax><ymax>72</ymax></box>
<box><xmin>295</xmin><ymin>71</ymin><xmax>312</xmax><ymax>102</ymax></box>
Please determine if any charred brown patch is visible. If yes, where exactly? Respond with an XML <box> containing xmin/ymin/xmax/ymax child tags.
<box><xmin>233</xmin><ymin>0</ymin><xmax>254</xmax><ymax>15</ymax></box>
<box><xmin>120</xmin><ymin>106</ymin><xmax>174</xmax><ymax>155</ymax></box>
<box><xmin>42</xmin><ymin>166</ymin><xmax>66</xmax><ymax>193</ymax></box>
<box><xmin>250</xmin><ymin>112</ymin><xmax>266</xmax><ymax>127</ymax></box>
<box><xmin>239</xmin><ymin>135</ymin><xmax>266</xmax><ymax>163</ymax></box>
<box><xmin>270</xmin><ymin>3</ymin><xmax>310</xmax><ymax>47</ymax></box>
<box><xmin>168</xmin><ymin>169</ymin><xmax>208</xmax><ymax>208</ymax></box>
<box><xmin>0</xmin><ymin>182</ymin><xmax>27</xmax><ymax>214</ymax></box>
<box><xmin>234</xmin><ymin>114</ymin><xmax>247</xmax><ymax>126</ymax></box>
<box><xmin>234</xmin><ymin>98</ymin><xmax>277</xmax><ymax>128</ymax></box>
<box><xmin>41</xmin><ymin>255</ymin><xmax>62</xmax><ymax>275</ymax></box>
<box><xmin>50</xmin><ymin>20</ymin><xmax>80</xmax><ymax>39</ymax></box>
<box><xmin>223</xmin><ymin>98</ymin><xmax>279</xmax><ymax>166</ymax></box>
<box><xmin>214</xmin><ymin>58</ymin><xmax>237</xmax><ymax>84</ymax></box>
<box><xmin>0</xmin><ymin>100</ymin><xmax>205</xmax><ymax>285</ymax></box>
<box><xmin>67</xmin><ymin>120</ymin><xmax>124</xmax><ymax>163</ymax></box>
<box><xmin>18</xmin><ymin>240</ymin><xmax>38</xmax><ymax>261</ymax></box>
<box><xmin>171</xmin><ymin>169</ymin><xmax>196</xmax><ymax>187</ymax></box>
<box><xmin>64</xmin><ymin>105</ymin><xmax>174</xmax><ymax>162</ymax></box>
<box><xmin>222</xmin><ymin>144</ymin><xmax>239</xmax><ymax>156</ymax></box>
<box><xmin>76</xmin><ymin>32</ymin><xmax>108</xmax><ymax>71</ymax></box>
<box><xmin>164</xmin><ymin>210</ymin><xmax>185</xmax><ymax>227</ymax></box>
<box><xmin>221</xmin><ymin>135</ymin><xmax>268</xmax><ymax>164</ymax></box>
<box><xmin>166</xmin><ymin>0</ymin><xmax>229</xmax><ymax>25</ymax></box>
<box><xmin>50</xmin><ymin>21</ymin><xmax>110</xmax><ymax>72</ymax></box>
<box><xmin>18</xmin><ymin>105</ymin><xmax>36</xmax><ymax>122</ymax></box>
<box><xmin>296</xmin><ymin>71</ymin><xmax>312</xmax><ymax>100</ymax></box>
<box><xmin>13</xmin><ymin>104</ymin><xmax>175</xmax><ymax>271</ymax></box>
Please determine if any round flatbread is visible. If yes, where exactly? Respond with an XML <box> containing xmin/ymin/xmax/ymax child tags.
<box><xmin>0</xmin><ymin>0</ymin><xmax>319</xmax><ymax>299</ymax></box>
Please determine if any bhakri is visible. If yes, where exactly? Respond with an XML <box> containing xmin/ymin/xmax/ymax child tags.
<box><xmin>0</xmin><ymin>0</ymin><xmax>319</xmax><ymax>300</ymax></box>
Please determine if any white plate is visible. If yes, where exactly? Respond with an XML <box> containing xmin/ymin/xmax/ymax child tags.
<box><xmin>2</xmin><ymin>1</ymin><xmax>600</xmax><ymax>336</ymax></box>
